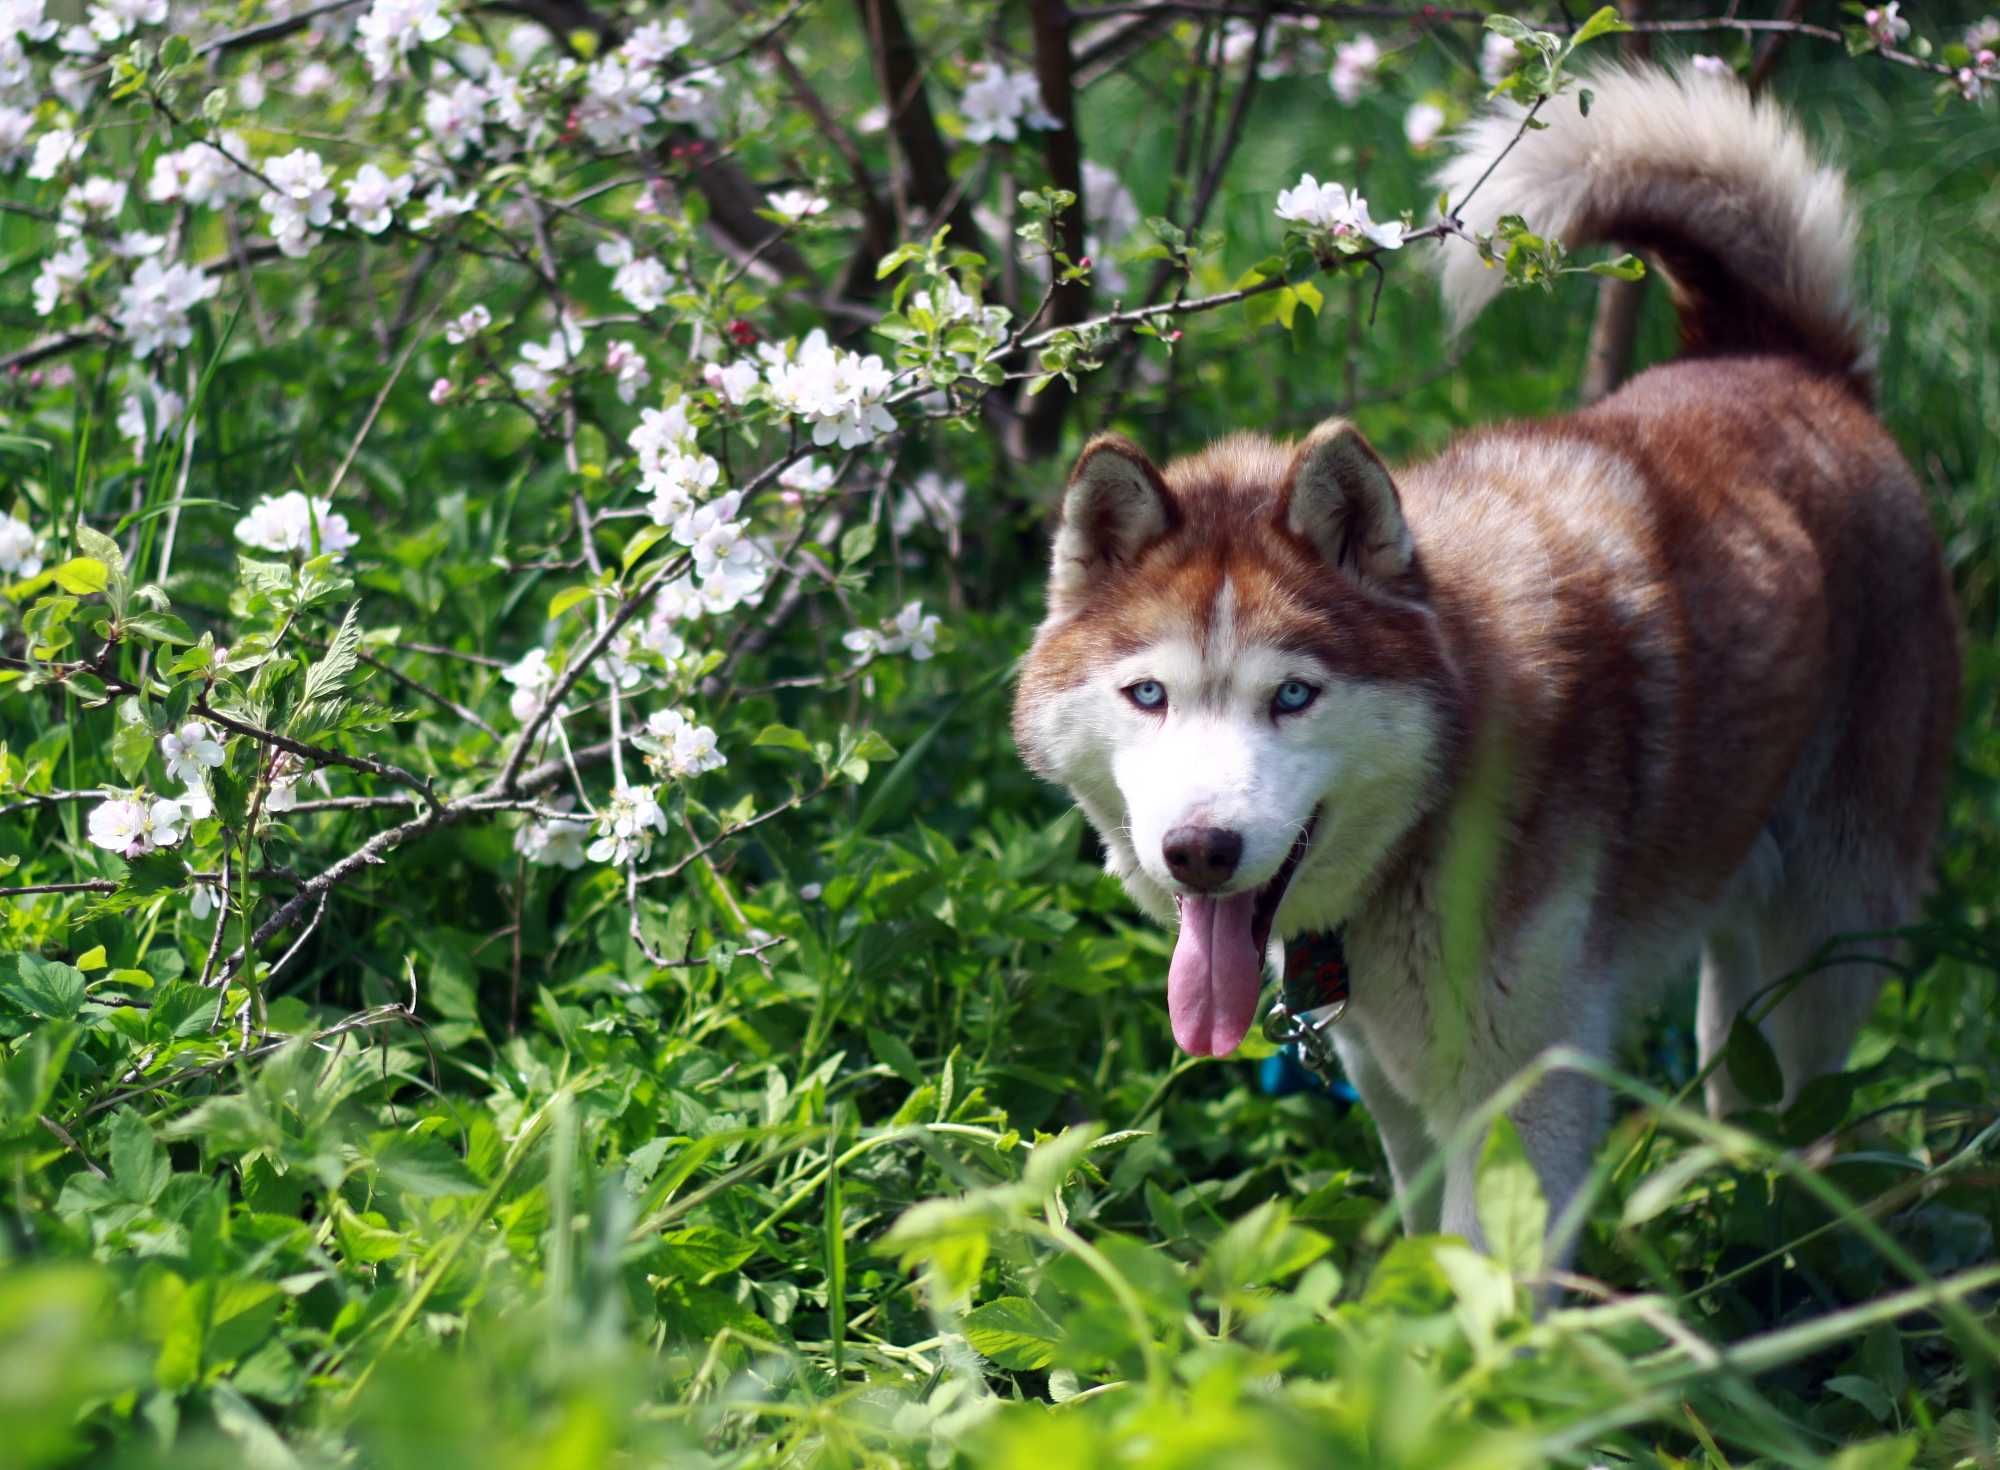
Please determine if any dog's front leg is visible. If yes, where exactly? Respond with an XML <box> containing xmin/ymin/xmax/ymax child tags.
<box><xmin>1332</xmin><ymin>1030</ymin><xmax>1442</xmax><ymax>1234</ymax></box>
<box><xmin>1437</xmin><ymin>1058</ymin><xmax>1609</xmax><ymax>1272</ymax></box>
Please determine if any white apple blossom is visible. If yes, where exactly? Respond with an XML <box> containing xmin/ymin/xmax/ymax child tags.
<box><xmin>175</xmin><ymin>783</ymin><xmax>214</xmax><ymax>822</ymax></box>
<box><xmin>1689</xmin><ymin>53</ymin><xmax>1732</xmax><ymax>76</ymax></box>
<box><xmin>260</xmin><ymin>149</ymin><xmax>335</xmax><ymax>258</ymax></box>
<box><xmin>117</xmin><ymin>380</ymin><xmax>185</xmax><ymax>449</ymax></box>
<box><xmin>294</xmin><ymin>59</ymin><xmax>337</xmax><ymax>96</ymax></box>
<box><xmin>0</xmin><ymin>511</ymin><xmax>44</xmax><ymax>577</ymax></box>
<box><xmin>959</xmin><ymin>64</ymin><xmax>1060</xmax><ymax>144</ymax></box>
<box><xmin>1274</xmin><ymin>173</ymin><xmax>1403</xmax><ymax>250</ymax></box>
<box><xmin>845</xmin><ymin>601</ymin><xmax>941</xmax><ymax>662</ymax></box>
<box><xmin>86</xmin><ymin>0</ymin><xmax>164</xmax><ymax>42</ymax></box>
<box><xmin>444</xmin><ymin>304</ymin><xmax>492</xmax><ymax>344</ymax></box>
<box><xmin>516</xmin><ymin>802</ymin><xmax>591</xmax><ymax>868</ymax></box>
<box><xmin>343</xmin><ymin>163</ymin><xmax>414</xmax><ymax>234</ymax></box>
<box><xmin>57</xmin><ymin>174</ymin><xmax>125</xmax><ymax>235</ymax></box>
<box><xmin>1403</xmin><ymin>101</ymin><xmax>1446</xmax><ymax>150</ymax></box>
<box><xmin>234</xmin><ymin>490</ymin><xmax>360</xmax><ymax>560</ymax></box>
<box><xmin>629</xmin><ymin>401</ymin><xmax>696</xmax><ymax>474</ymax></box>
<box><xmin>115</xmin><ymin>257</ymin><xmax>221</xmax><ymax>358</ymax></box>
<box><xmin>1480</xmin><ymin>31</ymin><xmax>1521</xmax><ymax>87</ymax></box>
<box><xmin>189</xmin><ymin>878</ymin><xmax>224</xmax><ymax>920</ymax></box>
<box><xmin>612</xmin><ymin>254</ymin><xmax>674</xmax><ymax>312</ymax></box>
<box><xmin>767</xmin><ymin>188</ymin><xmax>829</xmax><ymax>223</ymax></box>
<box><xmin>410</xmin><ymin>183</ymin><xmax>476</xmax><ymax>230</ymax></box>
<box><xmin>112</xmin><ymin>229</ymin><xmax>165</xmax><ymax>259</ymax></box>
<box><xmin>576</xmin><ymin>56</ymin><xmax>662</xmax><ymax>147</ymax></box>
<box><xmin>87</xmin><ymin>793</ymin><xmax>184</xmax><ymax>855</ymax></box>
<box><xmin>778</xmin><ymin>458</ymin><xmax>836</xmax><ymax>497</ymax></box>
<box><xmin>501</xmin><ymin>646</ymin><xmax>556</xmax><ymax>722</ymax></box>
<box><xmin>31</xmin><ymin>239</ymin><xmax>89</xmax><ymax>317</ymax></box>
<box><xmin>27</xmin><ymin>127</ymin><xmax>83</xmax><ymax>182</ymax></box>
<box><xmin>893</xmin><ymin>470</ymin><xmax>966</xmax><ymax>547</ymax></box>
<box><xmin>586</xmin><ymin>782</ymin><xmax>668</xmax><ymax>865</ymax></box>
<box><xmin>1329</xmin><ymin>34</ymin><xmax>1381</xmax><ymax>105</ymax></box>
<box><xmin>644</xmin><ymin>448</ymin><xmax>721</xmax><ymax>525</ymax></box>
<box><xmin>358</xmin><ymin>0</ymin><xmax>452</xmax><ymax>79</ymax></box>
<box><xmin>704</xmin><ymin>358</ymin><xmax>760</xmax><ymax>406</ymax></box>
<box><xmin>0</xmin><ymin>106</ymin><xmax>34</xmax><ymax>168</ymax></box>
<box><xmin>763</xmin><ymin>329</ymin><xmax>898</xmax><ymax>449</ymax></box>
<box><xmin>146</xmin><ymin>136</ymin><xmax>252</xmax><ymax>207</ymax></box>
<box><xmin>621</xmin><ymin>15</ymin><xmax>691</xmax><ymax>67</ymax></box>
<box><xmin>160</xmin><ymin>721</ymin><xmax>225</xmax><ymax>784</ymax></box>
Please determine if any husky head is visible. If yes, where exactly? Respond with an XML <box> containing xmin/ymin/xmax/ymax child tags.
<box><xmin>1013</xmin><ymin>420</ymin><xmax>1456</xmax><ymax>1057</ymax></box>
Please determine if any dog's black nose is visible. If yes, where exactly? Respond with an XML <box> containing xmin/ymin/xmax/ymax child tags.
<box><xmin>1162</xmin><ymin>825</ymin><xmax>1243</xmax><ymax>891</ymax></box>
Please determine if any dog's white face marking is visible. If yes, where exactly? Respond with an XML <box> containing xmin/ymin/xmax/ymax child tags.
<box><xmin>1027</xmin><ymin>577</ymin><xmax>1445</xmax><ymax>933</ymax></box>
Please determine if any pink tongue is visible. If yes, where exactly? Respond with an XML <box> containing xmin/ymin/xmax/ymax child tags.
<box><xmin>1167</xmin><ymin>892</ymin><xmax>1264</xmax><ymax>1057</ymax></box>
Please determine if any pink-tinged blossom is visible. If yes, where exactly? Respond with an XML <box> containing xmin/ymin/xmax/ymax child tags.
<box><xmin>429</xmin><ymin>376</ymin><xmax>454</xmax><ymax>405</ymax></box>
<box><xmin>343</xmin><ymin>163</ymin><xmax>414</xmax><ymax>233</ymax></box>
<box><xmin>1969</xmin><ymin>17</ymin><xmax>2000</xmax><ymax>49</ymax></box>
<box><xmin>646</xmin><ymin>708</ymin><xmax>727</xmax><ymax>777</ymax></box>
<box><xmin>1862</xmin><ymin>3</ymin><xmax>1909</xmax><ymax>46</ymax></box>
<box><xmin>358</xmin><ymin>0</ymin><xmax>452</xmax><ymax>79</ymax></box>
<box><xmin>260</xmin><ymin>149</ymin><xmax>335</xmax><ymax>257</ymax></box>
<box><xmin>0</xmin><ymin>511</ymin><xmax>44</xmax><ymax>577</ymax></box>
<box><xmin>621</xmin><ymin>16</ymin><xmax>691</xmax><ymax>67</ymax></box>
<box><xmin>1329</xmin><ymin>33</ymin><xmax>1381</xmax><ymax>105</ymax></box>
<box><xmin>423</xmin><ymin>79</ymin><xmax>488</xmax><ymax>158</ymax></box>
<box><xmin>1274</xmin><ymin>173</ymin><xmax>1403</xmax><ymax>249</ymax></box>
<box><xmin>1690</xmin><ymin>53</ymin><xmax>1732</xmax><ymax>76</ymax></box>
<box><xmin>586</xmin><ymin>782</ymin><xmax>667</xmax><ymax>865</ymax></box>
<box><xmin>114</xmin><ymin>257</ymin><xmax>220</xmax><ymax>358</ymax></box>
<box><xmin>606</xmin><ymin>339</ymin><xmax>650</xmax><ymax>403</ymax></box>
<box><xmin>31</xmin><ymin>240</ymin><xmax>89</xmax><ymax>317</ymax></box>
<box><xmin>87</xmin><ymin>793</ymin><xmax>184</xmax><ymax>856</ymax></box>
<box><xmin>444</xmin><ymin>304</ymin><xmax>492</xmax><ymax>343</ymax></box>
<box><xmin>234</xmin><ymin>490</ymin><xmax>359</xmax><ymax>559</ymax></box>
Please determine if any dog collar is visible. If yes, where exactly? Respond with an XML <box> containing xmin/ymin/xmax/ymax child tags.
<box><xmin>1261</xmin><ymin>928</ymin><xmax>1349</xmax><ymax>1083</ymax></box>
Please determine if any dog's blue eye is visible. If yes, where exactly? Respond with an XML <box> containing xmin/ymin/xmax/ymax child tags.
<box><xmin>1274</xmin><ymin>680</ymin><xmax>1318</xmax><ymax>714</ymax></box>
<box><xmin>1126</xmin><ymin>680</ymin><xmax>1167</xmax><ymax>711</ymax></box>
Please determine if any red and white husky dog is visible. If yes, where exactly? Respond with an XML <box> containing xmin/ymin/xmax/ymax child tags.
<box><xmin>1012</xmin><ymin>65</ymin><xmax>1958</xmax><ymax>1258</ymax></box>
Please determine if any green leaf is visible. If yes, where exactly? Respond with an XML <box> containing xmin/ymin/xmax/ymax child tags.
<box><xmin>3</xmin><ymin>954</ymin><xmax>87</xmax><ymax>1021</ymax></box>
<box><xmin>123</xmin><ymin>611</ymin><xmax>197</xmax><ymax>645</ymax></box>
<box><xmin>111</xmin><ymin>698</ymin><xmax>154</xmax><ymax>783</ymax></box>
<box><xmin>371</xmin><ymin>1131</ymin><xmax>480</xmax><ymax>1197</ymax></box>
<box><xmin>72</xmin><ymin>524</ymin><xmax>125</xmax><ymax>578</ymax></box>
<box><xmin>1724</xmin><ymin>1014</ymin><xmax>1785</xmax><ymax>1107</ymax></box>
<box><xmin>1568</xmin><ymin>4</ymin><xmax>1632</xmax><ymax>47</ymax></box>
<box><xmin>1824</xmin><ymin>1374</ymin><xmax>1896</xmax><ymax>1424</ymax></box>
<box><xmin>108</xmin><ymin>1108</ymin><xmax>170</xmax><ymax>1205</ymax></box>
<box><xmin>753</xmin><ymin>724</ymin><xmax>813</xmax><ymax>753</ymax></box>
<box><xmin>962</xmin><ymin>1296</ymin><xmax>1062</xmax><ymax>1370</ymax></box>
<box><xmin>50</xmin><ymin>557</ymin><xmax>109</xmax><ymax>595</ymax></box>
<box><xmin>1474</xmin><ymin>1115</ymin><xmax>1546</xmax><ymax>1279</ymax></box>
<box><xmin>1584</xmin><ymin>253</ymin><xmax>1646</xmax><ymax>281</ymax></box>
<box><xmin>299</xmin><ymin>602</ymin><xmax>362</xmax><ymax>707</ymax></box>
<box><xmin>621</xmin><ymin>523</ymin><xmax>670</xmax><ymax>574</ymax></box>
<box><xmin>839</xmin><ymin>522</ymin><xmax>877</xmax><ymax>567</ymax></box>
<box><xmin>548</xmin><ymin>583</ymin><xmax>596</xmax><ymax>620</ymax></box>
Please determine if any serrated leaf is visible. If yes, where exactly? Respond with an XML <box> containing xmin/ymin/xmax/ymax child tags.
<box><xmin>371</xmin><ymin>1131</ymin><xmax>480</xmax><ymax>1197</ymax></box>
<box><xmin>3</xmin><ymin>954</ymin><xmax>87</xmax><ymax>1021</ymax></box>
<box><xmin>111</xmin><ymin>698</ymin><xmax>154</xmax><ymax>784</ymax></box>
<box><xmin>108</xmin><ymin>1108</ymin><xmax>170</xmax><ymax>1205</ymax></box>
<box><xmin>299</xmin><ymin>603</ymin><xmax>362</xmax><ymax>708</ymax></box>
<box><xmin>851</xmin><ymin>729</ymin><xmax>897</xmax><ymax>762</ymax></box>
<box><xmin>1475</xmin><ymin>1116</ymin><xmax>1546</xmax><ymax>1279</ymax></box>
<box><xmin>72</xmin><ymin>524</ymin><xmax>125</xmax><ymax>577</ymax></box>
<box><xmin>962</xmin><ymin>1296</ymin><xmax>1062</xmax><ymax>1370</ymax></box>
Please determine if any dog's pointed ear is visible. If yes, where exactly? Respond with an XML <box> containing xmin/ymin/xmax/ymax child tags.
<box><xmin>1048</xmin><ymin>434</ymin><xmax>1174</xmax><ymax>614</ymax></box>
<box><xmin>1282</xmin><ymin>418</ymin><xmax>1414</xmax><ymax>585</ymax></box>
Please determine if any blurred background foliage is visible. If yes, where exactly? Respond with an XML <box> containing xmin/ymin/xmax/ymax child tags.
<box><xmin>3</xmin><ymin>0</ymin><xmax>2000</xmax><ymax>1466</ymax></box>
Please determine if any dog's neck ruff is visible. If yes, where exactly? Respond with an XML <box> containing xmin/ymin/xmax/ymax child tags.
<box><xmin>1263</xmin><ymin>928</ymin><xmax>1349</xmax><ymax>1081</ymax></box>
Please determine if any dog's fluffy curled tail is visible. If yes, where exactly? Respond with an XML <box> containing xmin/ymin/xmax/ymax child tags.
<box><xmin>1435</xmin><ymin>64</ymin><xmax>1870</xmax><ymax>396</ymax></box>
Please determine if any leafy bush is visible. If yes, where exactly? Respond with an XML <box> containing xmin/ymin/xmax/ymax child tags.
<box><xmin>3</xmin><ymin>0</ymin><xmax>1998</xmax><ymax>1465</ymax></box>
